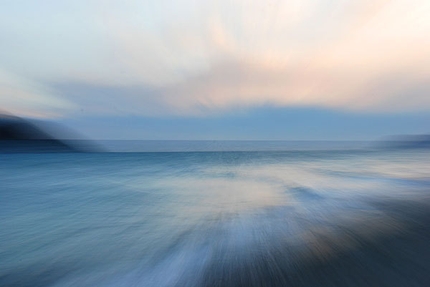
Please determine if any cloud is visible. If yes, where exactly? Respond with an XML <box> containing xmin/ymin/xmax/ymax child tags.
<box><xmin>0</xmin><ymin>70</ymin><xmax>75</xmax><ymax>118</ymax></box>
<box><xmin>1</xmin><ymin>0</ymin><xmax>430</xmax><ymax>117</ymax></box>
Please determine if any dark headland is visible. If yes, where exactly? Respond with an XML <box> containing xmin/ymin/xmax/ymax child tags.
<box><xmin>0</xmin><ymin>114</ymin><xmax>99</xmax><ymax>152</ymax></box>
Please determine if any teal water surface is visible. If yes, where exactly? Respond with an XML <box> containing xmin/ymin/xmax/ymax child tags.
<box><xmin>1</xmin><ymin>148</ymin><xmax>430</xmax><ymax>286</ymax></box>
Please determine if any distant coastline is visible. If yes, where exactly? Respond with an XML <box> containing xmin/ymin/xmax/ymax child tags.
<box><xmin>0</xmin><ymin>115</ymin><xmax>100</xmax><ymax>153</ymax></box>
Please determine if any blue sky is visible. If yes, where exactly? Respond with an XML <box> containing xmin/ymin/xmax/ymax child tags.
<box><xmin>58</xmin><ymin>107</ymin><xmax>430</xmax><ymax>140</ymax></box>
<box><xmin>1</xmin><ymin>0</ymin><xmax>430</xmax><ymax>139</ymax></box>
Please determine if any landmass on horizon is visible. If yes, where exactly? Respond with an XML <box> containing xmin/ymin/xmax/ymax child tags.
<box><xmin>0</xmin><ymin>114</ymin><xmax>101</xmax><ymax>152</ymax></box>
<box><xmin>1</xmin><ymin>114</ymin><xmax>429</xmax><ymax>153</ymax></box>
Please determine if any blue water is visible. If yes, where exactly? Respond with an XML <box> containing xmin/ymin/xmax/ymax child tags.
<box><xmin>1</xmin><ymin>146</ymin><xmax>430</xmax><ymax>286</ymax></box>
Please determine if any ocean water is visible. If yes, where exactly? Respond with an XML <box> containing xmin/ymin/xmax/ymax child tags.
<box><xmin>1</xmin><ymin>144</ymin><xmax>430</xmax><ymax>286</ymax></box>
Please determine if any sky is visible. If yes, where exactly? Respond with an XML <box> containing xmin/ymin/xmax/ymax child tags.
<box><xmin>1</xmin><ymin>0</ymin><xmax>430</xmax><ymax>140</ymax></box>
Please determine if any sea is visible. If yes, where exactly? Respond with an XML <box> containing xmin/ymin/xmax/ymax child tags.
<box><xmin>1</xmin><ymin>141</ymin><xmax>430</xmax><ymax>286</ymax></box>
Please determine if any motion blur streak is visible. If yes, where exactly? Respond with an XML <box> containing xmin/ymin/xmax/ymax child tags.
<box><xmin>2</xmin><ymin>0</ymin><xmax>430</xmax><ymax>117</ymax></box>
<box><xmin>1</xmin><ymin>145</ymin><xmax>430</xmax><ymax>286</ymax></box>
<box><xmin>0</xmin><ymin>114</ymin><xmax>103</xmax><ymax>152</ymax></box>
